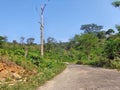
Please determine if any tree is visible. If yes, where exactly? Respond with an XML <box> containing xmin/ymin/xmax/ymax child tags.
<box><xmin>112</xmin><ymin>0</ymin><xmax>120</xmax><ymax>33</ymax></box>
<box><xmin>20</xmin><ymin>37</ymin><xmax>25</xmax><ymax>44</ymax></box>
<box><xmin>47</xmin><ymin>37</ymin><xmax>57</xmax><ymax>44</ymax></box>
<box><xmin>0</xmin><ymin>36</ymin><xmax>6</xmax><ymax>48</ymax></box>
<box><xmin>69</xmin><ymin>33</ymin><xmax>99</xmax><ymax>60</ymax></box>
<box><xmin>68</xmin><ymin>34</ymin><xmax>80</xmax><ymax>49</ymax></box>
<box><xmin>105</xmin><ymin>29</ymin><xmax>115</xmax><ymax>35</ymax></box>
<box><xmin>104</xmin><ymin>37</ymin><xmax>120</xmax><ymax>60</ymax></box>
<box><xmin>116</xmin><ymin>25</ymin><xmax>120</xmax><ymax>33</ymax></box>
<box><xmin>26</xmin><ymin>38</ymin><xmax>35</xmax><ymax>45</ymax></box>
<box><xmin>3</xmin><ymin>36</ymin><xmax>8</xmax><ymax>42</ymax></box>
<box><xmin>97</xmin><ymin>31</ymin><xmax>106</xmax><ymax>39</ymax></box>
<box><xmin>112</xmin><ymin>1</ymin><xmax>120</xmax><ymax>33</ymax></box>
<box><xmin>45</xmin><ymin>37</ymin><xmax>57</xmax><ymax>52</ymax></box>
<box><xmin>112</xmin><ymin>0</ymin><xmax>120</xmax><ymax>7</ymax></box>
<box><xmin>12</xmin><ymin>40</ymin><xmax>18</xmax><ymax>44</ymax></box>
<box><xmin>0</xmin><ymin>36</ymin><xmax>7</xmax><ymax>42</ymax></box>
<box><xmin>40</xmin><ymin>0</ymin><xmax>50</xmax><ymax>56</ymax></box>
<box><xmin>80</xmin><ymin>23</ymin><xmax>103</xmax><ymax>33</ymax></box>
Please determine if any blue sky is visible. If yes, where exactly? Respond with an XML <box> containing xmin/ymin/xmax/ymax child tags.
<box><xmin>0</xmin><ymin>0</ymin><xmax>120</xmax><ymax>43</ymax></box>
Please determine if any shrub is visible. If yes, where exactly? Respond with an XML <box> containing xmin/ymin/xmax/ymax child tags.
<box><xmin>104</xmin><ymin>38</ymin><xmax>120</xmax><ymax>60</ymax></box>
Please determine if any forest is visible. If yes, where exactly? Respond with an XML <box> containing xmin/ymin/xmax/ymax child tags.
<box><xmin>0</xmin><ymin>0</ymin><xmax>120</xmax><ymax>90</ymax></box>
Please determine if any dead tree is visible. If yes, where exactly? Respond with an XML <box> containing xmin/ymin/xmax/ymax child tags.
<box><xmin>40</xmin><ymin>0</ymin><xmax>50</xmax><ymax>56</ymax></box>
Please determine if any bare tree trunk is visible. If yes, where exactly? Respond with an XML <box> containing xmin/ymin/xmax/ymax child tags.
<box><xmin>40</xmin><ymin>0</ymin><xmax>50</xmax><ymax>56</ymax></box>
<box><xmin>40</xmin><ymin>13</ymin><xmax>44</xmax><ymax>56</ymax></box>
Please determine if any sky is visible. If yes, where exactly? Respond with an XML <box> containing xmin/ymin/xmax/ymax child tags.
<box><xmin>0</xmin><ymin>0</ymin><xmax>120</xmax><ymax>43</ymax></box>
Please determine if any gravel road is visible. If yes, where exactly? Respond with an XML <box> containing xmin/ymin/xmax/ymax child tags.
<box><xmin>37</xmin><ymin>64</ymin><xmax>120</xmax><ymax>90</ymax></box>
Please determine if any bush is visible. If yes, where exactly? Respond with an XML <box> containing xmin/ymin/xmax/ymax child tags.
<box><xmin>110</xmin><ymin>59</ymin><xmax>120</xmax><ymax>69</ymax></box>
<box><xmin>104</xmin><ymin>38</ymin><xmax>120</xmax><ymax>60</ymax></box>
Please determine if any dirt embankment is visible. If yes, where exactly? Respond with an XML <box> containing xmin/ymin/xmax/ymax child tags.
<box><xmin>0</xmin><ymin>57</ymin><xmax>25</xmax><ymax>85</ymax></box>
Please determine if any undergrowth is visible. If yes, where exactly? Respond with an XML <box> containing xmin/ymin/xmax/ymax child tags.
<box><xmin>0</xmin><ymin>45</ymin><xmax>66</xmax><ymax>90</ymax></box>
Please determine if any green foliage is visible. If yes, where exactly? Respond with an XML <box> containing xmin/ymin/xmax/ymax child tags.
<box><xmin>105</xmin><ymin>29</ymin><xmax>115</xmax><ymax>35</ymax></box>
<box><xmin>26</xmin><ymin>37</ymin><xmax>35</xmax><ymax>45</ymax></box>
<box><xmin>80</xmin><ymin>23</ymin><xmax>103</xmax><ymax>33</ymax></box>
<box><xmin>14</xmin><ymin>49</ymin><xmax>25</xmax><ymax>56</ymax></box>
<box><xmin>44</xmin><ymin>37</ymin><xmax>77</xmax><ymax>62</ymax></box>
<box><xmin>97</xmin><ymin>31</ymin><xmax>106</xmax><ymax>39</ymax></box>
<box><xmin>104</xmin><ymin>37</ymin><xmax>120</xmax><ymax>60</ymax></box>
<box><xmin>69</xmin><ymin>33</ymin><xmax>100</xmax><ymax>61</ymax></box>
<box><xmin>112</xmin><ymin>0</ymin><xmax>120</xmax><ymax>7</ymax></box>
<box><xmin>110</xmin><ymin>59</ymin><xmax>120</xmax><ymax>69</ymax></box>
<box><xmin>74</xmin><ymin>25</ymin><xmax>120</xmax><ymax>69</ymax></box>
<box><xmin>116</xmin><ymin>25</ymin><xmax>120</xmax><ymax>33</ymax></box>
<box><xmin>0</xmin><ymin>60</ymin><xmax>66</xmax><ymax>90</ymax></box>
<box><xmin>0</xmin><ymin>36</ymin><xmax>6</xmax><ymax>48</ymax></box>
<box><xmin>0</xmin><ymin>38</ymin><xmax>66</xmax><ymax>90</ymax></box>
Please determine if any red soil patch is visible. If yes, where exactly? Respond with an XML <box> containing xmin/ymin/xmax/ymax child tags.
<box><xmin>0</xmin><ymin>57</ymin><xmax>25</xmax><ymax>84</ymax></box>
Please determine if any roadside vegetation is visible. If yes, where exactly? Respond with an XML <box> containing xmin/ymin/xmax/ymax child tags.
<box><xmin>0</xmin><ymin>38</ymin><xmax>67</xmax><ymax>90</ymax></box>
<box><xmin>73</xmin><ymin>24</ymin><xmax>120</xmax><ymax>69</ymax></box>
<box><xmin>74</xmin><ymin>0</ymin><xmax>120</xmax><ymax>69</ymax></box>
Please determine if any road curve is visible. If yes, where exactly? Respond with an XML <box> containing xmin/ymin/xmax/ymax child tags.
<box><xmin>37</xmin><ymin>64</ymin><xmax>120</xmax><ymax>90</ymax></box>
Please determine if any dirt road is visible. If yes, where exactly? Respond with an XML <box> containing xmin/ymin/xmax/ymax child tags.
<box><xmin>37</xmin><ymin>65</ymin><xmax>120</xmax><ymax>90</ymax></box>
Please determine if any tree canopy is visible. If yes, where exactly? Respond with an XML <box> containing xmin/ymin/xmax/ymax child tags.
<box><xmin>105</xmin><ymin>29</ymin><xmax>115</xmax><ymax>35</ymax></box>
<box><xmin>80</xmin><ymin>23</ymin><xmax>103</xmax><ymax>33</ymax></box>
<box><xmin>112</xmin><ymin>0</ymin><xmax>120</xmax><ymax>7</ymax></box>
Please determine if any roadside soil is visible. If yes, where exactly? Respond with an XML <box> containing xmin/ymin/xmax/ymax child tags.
<box><xmin>0</xmin><ymin>57</ymin><xmax>25</xmax><ymax>85</ymax></box>
<box><xmin>37</xmin><ymin>64</ymin><xmax>120</xmax><ymax>90</ymax></box>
